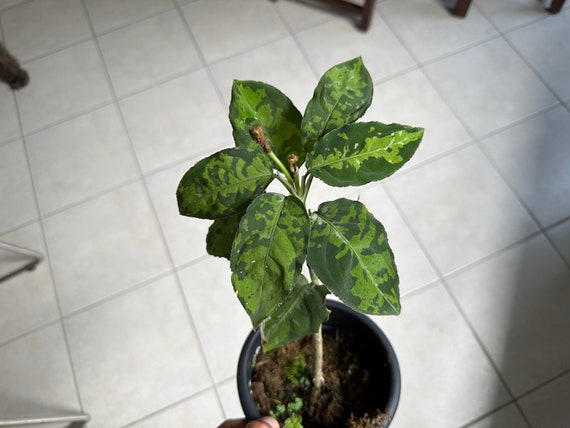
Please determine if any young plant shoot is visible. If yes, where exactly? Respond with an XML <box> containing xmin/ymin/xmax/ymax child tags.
<box><xmin>177</xmin><ymin>57</ymin><xmax>423</xmax><ymax>391</ymax></box>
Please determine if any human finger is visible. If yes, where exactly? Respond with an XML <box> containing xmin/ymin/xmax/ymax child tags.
<box><xmin>217</xmin><ymin>418</ymin><xmax>247</xmax><ymax>428</ymax></box>
<box><xmin>246</xmin><ymin>416</ymin><xmax>279</xmax><ymax>428</ymax></box>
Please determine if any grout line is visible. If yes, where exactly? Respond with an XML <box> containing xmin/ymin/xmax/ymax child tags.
<box><xmin>119</xmin><ymin>384</ymin><xmax>219</xmax><ymax>428</ymax></box>
<box><xmin>458</xmin><ymin>400</ymin><xmax>531</xmax><ymax>428</ymax></box>
<box><xmin>0</xmin><ymin>318</ymin><xmax>61</xmax><ymax>349</ymax></box>
<box><xmin>382</xmin><ymin>182</ymin><xmax>526</xmax><ymax>406</ymax></box>
<box><xmin>477</xmin><ymin>139</ymin><xmax>570</xmax><ymax>272</ymax></box>
<box><xmin>271</xmin><ymin>0</ymin><xmax>328</xmax><ymax>81</ymax></box>
<box><xmin>87</xmin><ymin>1</ymin><xmax>178</xmax><ymax>38</ymax></box>
<box><xmin>10</xmin><ymin>54</ymin><xmax>89</xmax><ymax>418</ymax></box>
<box><xmin>174</xmin><ymin>2</ymin><xmax>228</xmax><ymax>126</ymax></box>
<box><xmin>1</xmin><ymin>2</ymin><xmax>569</xmax><ymax>426</ymax></box>
<box><xmin>171</xmin><ymin>6</ymin><xmax>240</xmax><ymax>418</ymax></box>
<box><xmin>473</xmin><ymin>2</ymin><xmax>568</xmax><ymax>110</ymax></box>
<box><xmin>514</xmin><ymin>368</ymin><xmax>570</xmax><ymax>401</ymax></box>
<box><xmin>79</xmin><ymin>0</ymin><xmax>216</xmax><ymax>376</ymax></box>
<box><xmin>0</xmin><ymin>255</ymin><xmax>213</xmax><ymax>350</ymax></box>
<box><xmin>79</xmin><ymin>5</ymin><xmax>235</xmax><ymax>424</ymax></box>
<box><xmin>60</xmin><ymin>268</ymin><xmax>174</xmax><ymax>320</ymax></box>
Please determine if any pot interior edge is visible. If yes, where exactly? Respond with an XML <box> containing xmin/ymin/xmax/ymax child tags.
<box><xmin>237</xmin><ymin>300</ymin><xmax>401</xmax><ymax>424</ymax></box>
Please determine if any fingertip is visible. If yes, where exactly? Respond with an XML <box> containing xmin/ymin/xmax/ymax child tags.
<box><xmin>245</xmin><ymin>416</ymin><xmax>280</xmax><ymax>428</ymax></box>
<box><xmin>259</xmin><ymin>416</ymin><xmax>280</xmax><ymax>428</ymax></box>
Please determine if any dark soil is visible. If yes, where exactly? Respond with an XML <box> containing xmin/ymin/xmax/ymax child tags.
<box><xmin>251</xmin><ymin>329</ymin><xmax>391</xmax><ymax>428</ymax></box>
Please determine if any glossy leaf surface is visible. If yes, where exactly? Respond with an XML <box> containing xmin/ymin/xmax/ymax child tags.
<box><xmin>301</xmin><ymin>57</ymin><xmax>373</xmax><ymax>152</ymax></box>
<box><xmin>206</xmin><ymin>212</ymin><xmax>244</xmax><ymax>259</ymax></box>
<box><xmin>177</xmin><ymin>144</ymin><xmax>274</xmax><ymax>219</ymax></box>
<box><xmin>231</xmin><ymin>193</ymin><xmax>310</xmax><ymax>327</ymax></box>
<box><xmin>262</xmin><ymin>275</ymin><xmax>329</xmax><ymax>352</ymax></box>
<box><xmin>307</xmin><ymin>198</ymin><xmax>400</xmax><ymax>315</ymax></box>
<box><xmin>306</xmin><ymin>122</ymin><xmax>424</xmax><ymax>187</ymax></box>
<box><xmin>230</xmin><ymin>80</ymin><xmax>304</xmax><ymax>166</ymax></box>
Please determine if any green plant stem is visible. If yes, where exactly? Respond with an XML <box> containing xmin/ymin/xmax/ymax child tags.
<box><xmin>268</xmin><ymin>152</ymin><xmax>295</xmax><ymax>188</ymax></box>
<box><xmin>301</xmin><ymin>173</ymin><xmax>314</xmax><ymax>203</ymax></box>
<box><xmin>312</xmin><ymin>324</ymin><xmax>324</xmax><ymax>390</ymax></box>
<box><xmin>275</xmin><ymin>173</ymin><xmax>297</xmax><ymax>196</ymax></box>
<box><xmin>309</xmin><ymin>267</ymin><xmax>325</xmax><ymax>390</ymax></box>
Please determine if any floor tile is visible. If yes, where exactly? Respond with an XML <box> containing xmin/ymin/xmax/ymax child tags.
<box><xmin>129</xmin><ymin>388</ymin><xmax>224</xmax><ymax>428</ymax></box>
<box><xmin>547</xmin><ymin>219</ymin><xmax>570</xmax><ymax>266</ymax></box>
<box><xmin>378</xmin><ymin>0</ymin><xmax>497</xmax><ymax>64</ymax></box>
<box><xmin>65</xmin><ymin>274</ymin><xmax>212</xmax><ymax>427</ymax></box>
<box><xmin>475</xmin><ymin>0</ymin><xmax>552</xmax><ymax>32</ymax></box>
<box><xmin>447</xmin><ymin>234</ymin><xmax>570</xmax><ymax>396</ymax></box>
<box><xmin>303</xmin><ymin>171</ymin><xmax>354</xmax><ymax>210</ymax></box>
<box><xmin>0</xmin><ymin>0</ymin><xmax>568</xmax><ymax>425</ymax></box>
<box><xmin>424</xmin><ymin>37</ymin><xmax>557</xmax><ymax>138</ymax></box>
<box><xmin>362</xmin><ymin>68</ymin><xmax>472</xmax><ymax>167</ymax></box>
<box><xmin>145</xmin><ymin>159</ymin><xmax>210</xmax><ymax>267</ymax></box>
<box><xmin>179</xmin><ymin>256</ymin><xmax>252</xmax><ymax>383</ymax></box>
<box><xmin>26</xmin><ymin>105</ymin><xmax>139</xmax><ymax>215</ymax></box>
<box><xmin>275</xmin><ymin>0</ymin><xmax>339</xmax><ymax>33</ymax></box>
<box><xmin>181</xmin><ymin>0</ymin><xmax>289</xmax><ymax>64</ymax></box>
<box><xmin>0</xmin><ymin>0</ymin><xmax>91</xmax><ymax>62</ymax></box>
<box><xmin>296</xmin><ymin>13</ymin><xmax>416</xmax><ymax>82</ymax></box>
<box><xmin>465</xmin><ymin>404</ymin><xmax>528</xmax><ymax>428</ymax></box>
<box><xmin>209</xmin><ymin>36</ymin><xmax>317</xmax><ymax>113</ymax></box>
<box><xmin>43</xmin><ymin>181</ymin><xmax>171</xmax><ymax>315</ymax></box>
<box><xmin>0</xmin><ymin>85</ymin><xmax>20</xmax><ymax>144</ymax></box>
<box><xmin>480</xmin><ymin>106</ymin><xmax>570</xmax><ymax>228</ymax></box>
<box><xmin>216</xmin><ymin>377</ymin><xmax>242</xmax><ymax>420</ymax></box>
<box><xmin>15</xmin><ymin>40</ymin><xmax>112</xmax><ymax>134</ymax></box>
<box><xmin>0</xmin><ymin>140</ymin><xmax>37</xmax><ymax>234</ymax></box>
<box><xmin>85</xmin><ymin>0</ymin><xmax>176</xmax><ymax>35</ymax></box>
<box><xmin>0</xmin><ymin>222</ymin><xmax>59</xmax><ymax>345</ymax></box>
<box><xmin>507</xmin><ymin>9</ymin><xmax>570</xmax><ymax>101</ymax></box>
<box><xmin>376</xmin><ymin>283</ymin><xmax>510</xmax><ymax>428</ymax></box>
<box><xmin>518</xmin><ymin>372</ymin><xmax>570</xmax><ymax>427</ymax></box>
<box><xmin>98</xmin><ymin>9</ymin><xmax>202</xmax><ymax>98</ymax></box>
<box><xmin>0</xmin><ymin>323</ymin><xmax>81</xmax><ymax>419</ymax></box>
<box><xmin>0</xmin><ymin>0</ymin><xmax>27</xmax><ymax>12</ymax></box>
<box><xmin>386</xmin><ymin>145</ymin><xmax>538</xmax><ymax>275</ymax></box>
<box><xmin>120</xmin><ymin>69</ymin><xmax>231</xmax><ymax>173</ymax></box>
<box><xmin>348</xmin><ymin>184</ymin><xmax>438</xmax><ymax>295</ymax></box>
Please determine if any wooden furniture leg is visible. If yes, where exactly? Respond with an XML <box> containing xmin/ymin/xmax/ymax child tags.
<box><xmin>451</xmin><ymin>0</ymin><xmax>473</xmax><ymax>17</ymax></box>
<box><xmin>272</xmin><ymin>0</ymin><xmax>375</xmax><ymax>31</ymax></box>
<box><xmin>544</xmin><ymin>0</ymin><xmax>566</xmax><ymax>13</ymax></box>
<box><xmin>360</xmin><ymin>0</ymin><xmax>375</xmax><ymax>30</ymax></box>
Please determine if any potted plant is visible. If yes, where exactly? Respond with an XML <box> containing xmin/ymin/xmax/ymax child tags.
<box><xmin>177</xmin><ymin>57</ymin><xmax>424</xmax><ymax>427</ymax></box>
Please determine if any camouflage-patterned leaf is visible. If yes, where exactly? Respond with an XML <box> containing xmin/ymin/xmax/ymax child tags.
<box><xmin>307</xmin><ymin>198</ymin><xmax>400</xmax><ymax>315</ymax></box>
<box><xmin>262</xmin><ymin>275</ymin><xmax>329</xmax><ymax>352</ymax></box>
<box><xmin>301</xmin><ymin>57</ymin><xmax>373</xmax><ymax>152</ymax></box>
<box><xmin>206</xmin><ymin>212</ymin><xmax>245</xmax><ymax>259</ymax></box>
<box><xmin>177</xmin><ymin>144</ymin><xmax>274</xmax><ymax>219</ymax></box>
<box><xmin>230</xmin><ymin>80</ymin><xmax>304</xmax><ymax>166</ymax></box>
<box><xmin>231</xmin><ymin>193</ymin><xmax>310</xmax><ymax>327</ymax></box>
<box><xmin>306</xmin><ymin>122</ymin><xmax>424</xmax><ymax>187</ymax></box>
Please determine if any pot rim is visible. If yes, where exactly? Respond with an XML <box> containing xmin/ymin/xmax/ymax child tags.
<box><xmin>237</xmin><ymin>299</ymin><xmax>401</xmax><ymax>425</ymax></box>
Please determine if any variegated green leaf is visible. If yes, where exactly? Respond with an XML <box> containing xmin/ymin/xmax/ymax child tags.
<box><xmin>231</xmin><ymin>193</ymin><xmax>310</xmax><ymax>327</ymax></box>
<box><xmin>262</xmin><ymin>275</ymin><xmax>329</xmax><ymax>352</ymax></box>
<box><xmin>306</xmin><ymin>122</ymin><xmax>424</xmax><ymax>187</ymax></box>
<box><xmin>177</xmin><ymin>144</ymin><xmax>274</xmax><ymax>219</ymax></box>
<box><xmin>206</xmin><ymin>212</ymin><xmax>244</xmax><ymax>259</ymax></box>
<box><xmin>230</xmin><ymin>80</ymin><xmax>304</xmax><ymax>166</ymax></box>
<box><xmin>307</xmin><ymin>198</ymin><xmax>400</xmax><ymax>315</ymax></box>
<box><xmin>301</xmin><ymin>57</ymin><xmax>373</xmax><ymax>152</ymax></box>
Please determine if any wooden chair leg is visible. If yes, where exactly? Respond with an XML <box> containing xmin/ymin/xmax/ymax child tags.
<box><xmin>451</xmin><ymin>0</ymin><xmax>473</xmax><ymax>17</ymax></box>
<box><xmin>544</xmin><ymin>0</ymin><xmax>566</xmax><ymax>13</ymax></box>
<box><xmin>359</xmin><ymin>0</ymin><xmax>375</xmax><ymax>31</ymax></box>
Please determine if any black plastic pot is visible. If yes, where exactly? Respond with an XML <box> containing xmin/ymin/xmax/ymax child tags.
<box><xmin>237</xmin><ymin>299</ymin><xmax>401</xmax><ymax>426</ymax></box>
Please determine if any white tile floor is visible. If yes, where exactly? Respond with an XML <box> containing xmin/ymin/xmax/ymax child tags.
<box><xmin>1</xmin><ymin>0</ymin><xmax>569</xmax><ymax>427</ymax></box>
